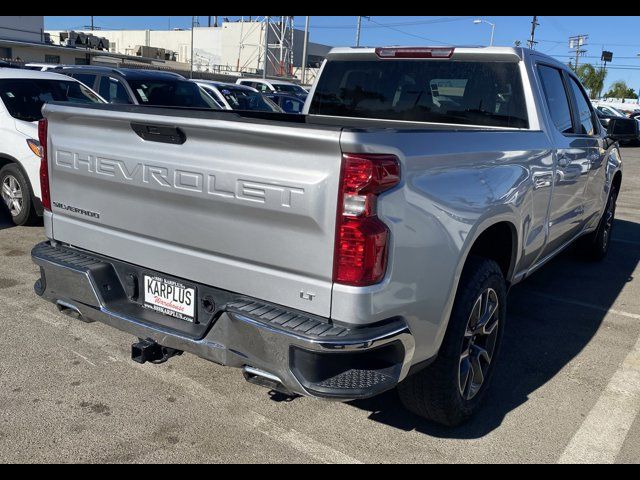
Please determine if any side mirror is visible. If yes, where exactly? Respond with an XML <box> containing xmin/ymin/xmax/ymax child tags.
<box><xmin>607</xmin><ymin>118</ymin><xmax>636</xmax><ymax>137</ymax></box>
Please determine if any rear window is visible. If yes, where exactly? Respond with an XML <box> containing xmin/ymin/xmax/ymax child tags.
<box><xmin>127</xmin><ymin>79</ymin><xmax>218</xmax><ymax>109</ymax></box>
<box><xmin>273</xmin><ymin>83</ymin><xmax>307</xmax><ymax>95</ymax></box>
<box><xmin>309</xmin><ymin>59</ymin><xmax>528</xmax><ymax>128</ymax></box>
<box><xmin>0</xmin><ymin>78</ymin><xmax>102</xmax><ymax>122</ymax></box>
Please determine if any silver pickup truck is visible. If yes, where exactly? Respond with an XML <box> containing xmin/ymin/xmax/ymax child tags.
<box><xmin>32</xmin><ymin>46</ymin><xmax>623</xmax><ymax>426</ymax></box>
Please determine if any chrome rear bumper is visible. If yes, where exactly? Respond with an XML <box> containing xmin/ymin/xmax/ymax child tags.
<box><xmin>32</xmin><ymin>241</ymin><xmax>415</xmax><ymax>400</ymax></box>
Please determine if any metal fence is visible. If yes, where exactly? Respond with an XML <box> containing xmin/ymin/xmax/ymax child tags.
<box><xmin>115</xmin><ymin>61</ymin><xmax>243</xmax><ymax>82</ymax></box>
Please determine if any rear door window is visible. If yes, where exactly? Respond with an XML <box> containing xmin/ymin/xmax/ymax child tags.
<box><xmin>537</xmin><ymin>65</ymin><xmax>573</xmax><ymax>135</ymax></box>
<box><xmin>309</xmin><ymin>59</ymin><xmax>528</xmax><ymax>128</ymax></box>
<box><xmin>567</xmin><ymin>76</ymin><xmax>596</xmax><ymax>135</ymax></box>
<box><xmin>70</xmin><ymin>73</ymin><xmax>98</xmax><ymax>90</ymax></box>
<box><xmin>98</xmin><ymin>76</ymin><xmax>132</xmax><ymax>104</ymax></box>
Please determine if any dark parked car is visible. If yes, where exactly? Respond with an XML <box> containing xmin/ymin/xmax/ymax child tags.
<box><xmin>194</xmin><ymin>81</ymin><xmax>282</xmax><ymax>112</ymax></box>
<box><xmin>596</xmin><ymin>109</ymin><xmax>640</xmax><ymax>145</ymax></box>
<box><xmin>58</xmin><ymin>66</ymin><xmax>219</xmax><ymax>109</ymax></box>
<box><xmin>264</xmin><ymin>93</ymin><xmax>306</xmax><ymax>114</ymax></box>
<box><xmin>0</xmin><ymin>60</ymin><xmax>23</xmax><ymax>69</ymax></box>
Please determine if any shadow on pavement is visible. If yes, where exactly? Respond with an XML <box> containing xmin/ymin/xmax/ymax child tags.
<box><xmin>0</xmin><ymin>200</ymin><xmax>14</xmax><ymax>230</ymax></box>
<box><xmin>350</xmin><ymin>218</ymin><xmax>640</xmax><ymax>438</ymax></box>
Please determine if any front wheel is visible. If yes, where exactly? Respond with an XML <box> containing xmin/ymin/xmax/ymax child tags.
<box><xmin>398</xmin><ymin>257</ymin><xmax>507</xmax><ymax>426</ymax></box>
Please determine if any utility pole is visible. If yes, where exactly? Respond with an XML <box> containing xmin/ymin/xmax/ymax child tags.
<box><xmin>263</xmin><ymin>16</ymin><xmax>270</xmax><ymax>79</ymax></box>
<box><xmin>208</xmin><ymin>16</ymin><xmax>211</xmax><ymax>27</ymax></box>
<box><xmin>190</xmin><ymin>16</ymin><xmax>195</xmax><ymax>78</ymax></box>
<box><xmin>301</xmin><ymin>16</ymin><xmax>310</xmax><ymax>86</ymax></box>
<box><xmin>569</xmin><ymin>34</ymin><xmax>588</xmax><ymax>71</ymax></box>
<box><xmin>527</xmin><ymin>16</ymin><xmax>538</xmax><ymax>49</ymax></box>
<box><xmin>356</xmin><ymin>16</ymin><xmax>369</xmax><ymax>47</ymax></box>
<box><xmin>214</xmin><ymin>16</ymin><xmax>218</xmax><ymax>27</ymax></box>
<box><xmin>90</xmin><ymin>16</ymin><xmax>94</xmax><ymax>31</ymax></box>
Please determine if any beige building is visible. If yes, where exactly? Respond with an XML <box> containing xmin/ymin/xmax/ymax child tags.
<box><xmin>0</xmin><ymin>16</ymin><xmax>158</xmax><ymax>66</ymax></box>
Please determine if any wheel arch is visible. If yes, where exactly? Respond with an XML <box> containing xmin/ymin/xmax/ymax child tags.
<box><xmin>463</xmin><ymin>220</ymin><xmax>519</xmax><ymax>286</ymax></box>
<box><xmin>0</xmin><ymin>153</ymin><xmax>30</xmax><ymax>181</ymax></box>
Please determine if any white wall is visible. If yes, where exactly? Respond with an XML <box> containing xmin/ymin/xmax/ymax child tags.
<box><xmin>0</xmin><ymin>16</ymin><xmax>44</xmax><ymax>43</ymax></box>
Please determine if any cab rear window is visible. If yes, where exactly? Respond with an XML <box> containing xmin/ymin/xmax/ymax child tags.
<box><xmin>309</xmin><ymin>59</ymin><xmax>529</xmax><ymax>128</ymax></box>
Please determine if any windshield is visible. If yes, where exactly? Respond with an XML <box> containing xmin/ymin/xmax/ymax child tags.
<box><xmin>216</xmin><ymin>86</ymin><xmax>282</xmax><ymax>112</ymax></box>
<box><xmin>0</xmin><ymin>78</ymin><xmax>102</xmax><ymax>122</ymax></box>
<box><xmin>309</xmin><ymin>59</ymin><xmax>529</xmax><ymax>128</ymax></box>
<box><xmin>273</xmin><ymin>83</ymin><xmax>307</xmax><ymax>95</ymax></box>
<box><xmin>127</xmin><ymin>79</ymin><xmax>219</xmax><ymax>109</ymax></box>
<box><xmin>608</xmin><ymin>107</ymin><xmax>627</xmax><ymax>117</ymax></box>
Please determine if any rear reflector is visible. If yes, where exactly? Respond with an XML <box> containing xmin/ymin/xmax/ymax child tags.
<box><xmin>37</xmin><ymin>119</ymin><xmax>51</xmax><ymax>211</ymax></box>
<box><xmin>334</xmin><ymin>154</ymin><xmax>400</xmax><ymax>286</ymax></box>
<box><xmin>375</xmin><ymin>47</ymin><xmax>455</xmax><ymax>59</ymax></box>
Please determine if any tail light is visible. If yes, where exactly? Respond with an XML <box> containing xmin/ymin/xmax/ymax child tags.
<box><xmin>37</xmin><ymin>119</ymin><xmax>51</xmax><ymax>211</ymax></box>
<box><xmin>333</xmin><ymin>153</ymin><xmax>400</xmax><ymax>286</ymax></box>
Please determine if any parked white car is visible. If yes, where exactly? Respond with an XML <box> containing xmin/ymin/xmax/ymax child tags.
<box><xmin>193</xmin><ymin>80</ymin><xmax>282</xmax><ymax>112</ymax></box>
<box><xmin>0</xmin><ymin>68</ymin><xmax>104</xmax><ymax>225</ymax></box>
<box><xmin>596</xmin><ymin>104</ymin><xmax>627</xmax><ymax>118</ymax></box>
<box><xmin>23</xmin><ymin>63</ymin><xmax>64</xmax><ymax>72</ymax></box>
<box><xmin>235</xmin><ymin>78</ymin><xmax>308</xmax><ymax>98</ymax></box>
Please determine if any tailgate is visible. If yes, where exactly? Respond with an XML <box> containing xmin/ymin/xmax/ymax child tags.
<box><xmin>43</xmin><ymin>104</ymin><xmax>343</xmax><ymax>317</ymax></box>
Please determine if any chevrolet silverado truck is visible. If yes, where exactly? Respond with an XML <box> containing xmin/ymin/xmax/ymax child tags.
<box><xmin>31</xmin><ymin>46</ymin><xmax>623</xmax><ymax>426</ymax></box>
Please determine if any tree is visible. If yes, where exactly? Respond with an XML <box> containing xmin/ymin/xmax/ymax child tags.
<box><xmin>604</xmin><ymin>80</ymin><xmax>638</xmax><ymax>100</ymax></box>
<box><xmin>576</xmin><ymin>64</ymin><xmax>607</xmax><ymax>99</ymax></box>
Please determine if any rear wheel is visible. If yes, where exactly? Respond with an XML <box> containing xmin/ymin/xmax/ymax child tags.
<box><xmin>0</xmin><ymin>164</ymin><xmax>39</xmax><ymax>226</ymax></box>
<box><xmin>398</xmin><ymin>257</ymin><xmax>506</xmax><ymax>426</ymax></box>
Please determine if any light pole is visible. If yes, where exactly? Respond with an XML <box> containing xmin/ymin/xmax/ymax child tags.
<box><xmin>473</xmin><ymin>19</ymin><xmax>495</xmax><ymax>47</ymax></box>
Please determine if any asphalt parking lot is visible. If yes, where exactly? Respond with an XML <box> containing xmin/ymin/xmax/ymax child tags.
<box><xmin>0</xmin><ymin>148</ymin><xmax>639</xmax><ymax>464</ymax></box>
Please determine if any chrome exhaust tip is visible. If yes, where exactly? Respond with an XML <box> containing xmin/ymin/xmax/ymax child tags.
<box><xmin>56</xmin><ymin>300</ymin><xmax>92</xmax><ymax>323</ymax></box>
<box><xmin>243</xmin><ymin>366</ymin><xmax>294</xmax><ymax>396</ymax></box>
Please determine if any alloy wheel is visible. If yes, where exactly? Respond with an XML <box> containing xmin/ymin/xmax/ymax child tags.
<box><xmin>458</xmin><ymin>288</ymin><xmax>500</xmax><ymax>401</ymax></box>
<box><xmin>1</xmin><ymin>174</ymin><xmax>23</xmax><ymax>217</ymax></box>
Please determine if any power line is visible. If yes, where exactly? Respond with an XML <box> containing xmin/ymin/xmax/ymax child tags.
<box><xmin>366</xmin><ymin>17</ymin><xmax>449</xmax><ymax>45</ymax></box>
<box><xmin>293</xmin><ymin>16</ymin><xmax>474</xmax><ymax>30</ymax></box>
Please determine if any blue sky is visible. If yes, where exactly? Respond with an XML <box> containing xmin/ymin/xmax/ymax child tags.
<box><xmin>45</xmin><ymin>16</ymin><xmax>640</xmax><ymax>93</ymax></box>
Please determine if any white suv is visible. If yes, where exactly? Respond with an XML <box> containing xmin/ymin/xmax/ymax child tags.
<box><xmin>0</xmin><ymin>68</ymin><xmax>103</xmax><ymax>226</ymax></box>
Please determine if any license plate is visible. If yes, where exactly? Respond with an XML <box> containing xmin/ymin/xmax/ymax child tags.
<box><xmin>143</xmin><ymin>275</ymin><xmax>196</xmax><ymax>322</ymax></box>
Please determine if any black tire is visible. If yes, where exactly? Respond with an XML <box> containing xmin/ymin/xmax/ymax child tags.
<box><xmin>398</xmin><ymin>257</ymin><xmax>507</xmax><ymax>426</ymax></box>
<box><xmin>579</xmin><ymin>185</ymin><xmax>618</xmax><ymax>261</ymax></box>
<box><xmin>0</xmin><ymin>163</ymin><xmax>39</xmax><ymax>226</ymax></box>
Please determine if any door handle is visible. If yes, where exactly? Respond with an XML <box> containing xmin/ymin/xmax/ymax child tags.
<box><xmin>131</xmin><ymin>123</ymin><xmax>187</xmax><ymax>144</ymax></box>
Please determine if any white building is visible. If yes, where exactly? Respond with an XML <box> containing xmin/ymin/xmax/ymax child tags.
<box><xmin>47</xmin><ymin>19</ymin><xmax>331</xmax><ymax>81</ymax></box>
